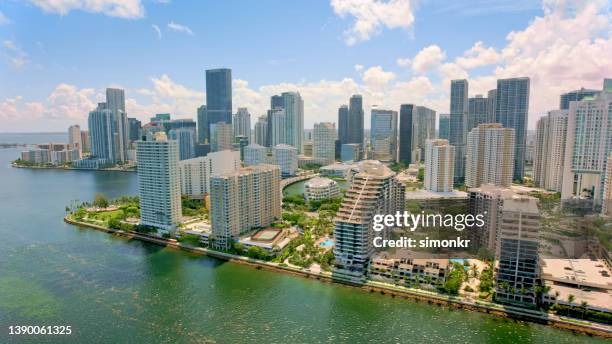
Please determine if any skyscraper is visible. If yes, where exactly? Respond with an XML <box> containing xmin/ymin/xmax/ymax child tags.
<box><xmin>424</xmin><ymin>139</ymin><xmax>455</xmax><ymax>192</ymax></box>
<box><xmin>465</xmin><ymin>123</ymin><xmax>515</xmax><ymax>188</ymax></box>
<box><xmin>68</xmin><ymin>124</ymin><xmax>82</xmax><ymax>158</ymax></box>
<box><xmin>398</xmin><ymin>104</ymin><xmax>413</xmax><ymax>165</ymax></box>
<box><xmin>178</xmin><ymin>150</ymin><xmax>240</xmax><ymax>198</ymax></box>
<box><xmin>533</xmin><ymin>110</ymin><xmax>568</xmax><ymax>192</ymax></box>
<box><xmin>333</xmin><ymin>161</ymin><xmax>405</xmax><ymax>276</ymax></box>
<box><xmin>169</xmin><ymin>128</ymin><xmax>196</xmax><ymax>160</ymax></box>
<box><xmin>205</xmin><ymin>68</ymin><xmax>232</xmax><ymax>127</ymax></box>
<box><xmin>210</xmin><ymin>122</ymin><xmax>234</xmax><ymax>152</ymax></box>
<box><xmin>487</xmin><ymin>89</ymin><xmax>496</xmax><ymax>124</ymax></box>
<box><xmin>494</xmin><ymin>77</ymin><xmax>530</xmax><ymax>181</ymax></box>
<box><xmin>313</xmin><ymin>122</ymin><xmax>336</xmax><ymax>165</ymax></box>
<box><xmin>412</xmin><ymin>106</ymin><xmax>436</xmax><ymax>161</ymax></box>
<box><xmin>268</xmin><ymin>108</ymin><xmax>286</xmax><ymax>147</ymax></box>
<box><xmin>337</xmin><ymin>105</ymin><xmax>350</xmax><ymax>144</ymax></box>
<box><xmin>210</xmin><ymin>164</ymin><xmax>281</xmax><ymax>249</ymax></box>
<box><xmin>136</xmin><ymin>132</ymin><xmax>182</xmax><ymax>232</ymax></box>
<box><xmin>438</xmin><ymin>114</ymin><xmax>450</xmax><ymax>140</ymax></box>
<box><xmin>128</xmin><ymin>118</ymin><xmax>142</xmax><ymax>143</ymax></box>
<box><xmin>105</xmin><ymin>88</ymin><xmax>129</xmax><ymax>163</ymax></box>
<box><xmin>88</xmin><ymin>104</ymin><xmax>117</xmax><ymax>163</ymax></box>
<box><xmin>269</xmin><ymin>92</ymin><xmax>304</xmax><ymax>153</ymax></box>
<box><xmin>244</xmin><ymin>143</ymin><xmax>268</xmax><ymax>166</ymax></box>
<box><xmin>559</xmin><ymin>88</ymin><xmax>599</xmax><ymax>110</ymax></box>
<box><xmin>272</xmin><ymin>144</ymin><xmax>298</xmax><ymax>177</ymax></box>
<box><xmin>370</xmin><ymin>108</ymin><xmax>398</xmax><ymax>162</ymax></box>
<box><xmin>233</xmin><ymin>107</ymin><xmax>251</xmax><ymax>139</ymax></box>
<box><xmin>467</xmin><ymin>95</ymin><xmax>488</xmax><ymax>132</ymax></box>
<box><xmin>449</xmin><ymin>79</ymin><xmax>468</xmax><ymax>184</ymax></box>
<box><xmin>197</xmin><ymin>105</ymin><xmax>208</xmax><ymax>143</ymax></box>
<box><xmin>348</xmin><ymin>94</ymin><xmax>364</xmax><ymax>153</ymax></box>
<box><xmin>254</xmin><ymin>115</ymin><xmax>268</xmax><ymax>146</ymax></box>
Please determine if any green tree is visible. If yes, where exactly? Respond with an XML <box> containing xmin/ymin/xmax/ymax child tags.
<box><xmin>93</xmin><ymin>193</ymin><xmax>109</xmax><ymax>208</ymax></box>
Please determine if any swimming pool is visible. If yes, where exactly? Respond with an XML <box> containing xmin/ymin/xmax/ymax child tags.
<box><xmin>319</xmin><ymin>239</ymin><xmax>334</xmax><ymax>247</ymax></box>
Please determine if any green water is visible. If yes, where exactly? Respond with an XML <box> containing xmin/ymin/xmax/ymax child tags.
<box><xmin>0</xmin><ymin>134</ymin><xmax>605</xmax><ymax>343</ymax></box>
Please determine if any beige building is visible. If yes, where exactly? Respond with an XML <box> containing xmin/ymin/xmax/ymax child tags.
<box><xmin>466</xmin><ymin>123</ymin><xmax>515</xmax><ymax>188</ymax></box>
<box><xmin>178</xmin><ymin>150</ymin><xmax>240</xmax><ymax>198</ymax></box>
<box><xmin>533</xmin><ymin>110</ymin><xmax>568</xmax><ymax>192</ymax></box>
<box><xmin>210</xmin><ymin>164</ymin><xmax>281</xmax><ymax>249</ymax></box>
<box><xmin>424</xmin><ymin>139</ymin><xmax>455</xmax><ymax>192</ymax></box>
<box><xmin>304</xmin><ymin>177</ymin><xmax>340</xmax><ymax>202</ymax></box>
<box><xmin>313</xmin><ymin>122</ymin><xmax>336</xmax><ymax>165</ymax></box>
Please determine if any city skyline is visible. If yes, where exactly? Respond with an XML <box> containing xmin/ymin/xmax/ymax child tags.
<box><xmin>1</xmin><ymin>1</ymin><xmax>610</xmax><ymax>132</ymax></box>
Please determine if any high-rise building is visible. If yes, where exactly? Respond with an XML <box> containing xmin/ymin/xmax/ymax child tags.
<box><xmin>467</xmin><ymin>95</ymin><xmax>489</xmax><ymax>132</ymax></box>
<box><xmin>494</xmin><ymin>77</ymin><xmax>530</xmax><ymax>181</ymax></box>
<box><xmin>449</xmin><ymin>79</ymin><xmax>468</xmax><ymax>183</ymax></box>
<box><xmin>533</xmin><ymin>110</ymin><xmax>568</xmax><ymax>192</ymax></box>
<box><xmin>424</xmin><ymin>139</ymin><xmax>455</xmax><ymax>192</ymax></box>
<box><xmin>136</xmin><ymin>132</ymin><xmax>182</xmax><ymax>232</ymax></box>
<box><xmin>233</xmin><ymin>107</ymin><xmax>251</xmax><ymax>139</ymax></box>
<box><xmin>68</xmin><ymin>124</ymin><xmax>82</xmax><ymax>158</ymax></box>
<box><xmin>210</xmin><ymin>122</ymin><xmax>234</xmax><ymax>152</ymax></box>
<box><xmin>269</xmin><ymin>92</ymin><xmax>304</xmax><ymax>153</ymax></box>
<box><xmin>80</xmin><ymin>130</ymin><xmax>90</xmax><ymax>153</ymax></box>
<box><xmin>105</xmin><ymin>88</ymin><xmax>129</xmax><ymax>163</ymax></box>
<box><xmin>601</xmin><ymin>155</ymin><xmax>612</xmax><ymax>216</ymax></box>
<box><xmin>197</xmin><ymin>105</ymin><xmax>208</xmax><ymax>143</ymax></box>
<box><xmin>178</xmin><ymin>150</ymin><xmax>240</xmax><ymax>198</ymax></box>
<box><xmin>370</xmin><ymin>108</ymin><xmax>398</xmax><ymax>162</ymax></box>
<box><xmin>244</xmin><ymin>143</ymin><xmax>268</xmax><ymax>166</ymax></box>
<box><xmin>487</xmin><ymin>89</ymin><xmax>496</xmax><ymax>124</ymax></box>
<box><xmin>398</xmin><ymin>104</ymin><xmax>413</xmax><ymax>165</ymax></box>
<box><xmin>272</xmin><ymin>144</ymin><xmax>298</xmax><ymax>177</ymax></box>
<box><xmin>412</xmin><ymin>105</ymin><xmax>436</xmax><ymax>161</ymax></box>
<box><xmin>333</xmin><ymin>161</ymin><xmax>405</xmax><ymax>276</ymax></box>
<box><xmin>561</xmin><ymin>88</ymin><xmax>612</xmax><ymax>204</ymax></box>
<box><xmin>128</xmin><ymin>118</ymin><xmax>142</xmax><ymax>143</ymax></box>
<box><xmin>341</xmin><ymin>143</ymin><xmax>360</xmax><ymax>163</ymax></box>
<box><xmin>210</xmin><ymin>164</ymin><xmax>281</xmax><ymax>249</ymax></box>
<box><xmin>268</xmin><ymin>108</ymin><xmax>286</xmax><ymax>147</ymax></box>
<box><xmin>169</xmin><ymin>128</ymin><xmax>196</xmax><ymax>160</ymax></box>
<box><xmin>88</xmin><ymin>105</ymin><xmax>117</xmax><ymax>164</ymax></box>
<box><xmin>495</xmin><ymin>195</ymin><xmax>540</xmax><ymax>307</ymax></box>
<box><xmin>205</xmin><ymin>68</ymin><xmax>232</xmax><ymax>129</ymax></box>
<box><xmin>465</xmin><ymin>123</ymin><xmax>515</xmax><ymax>188</ymax></box>
<box><xmin>559</xmin><ymin>88</ymin><xmax>599</xmax><ymax>110</ymax></box>
<box><xmin>313</xmin><ymin>122</ymin><xmax>336</xmax><ymax>165</ymax></box>
<box><xmin>468</xmin><ymin>185</ymin><xmax>509</xmax><ymax>255</ymax></box>
<box><xmin>254</xmin><ymin>115</ymin><xmax>268</xmax><ymax>146</ymax></box>
<box><xmin>438</xmin><ymin>114</ymin><xmax>450</xmax><ymax>140</ymax></box>
<box><xmin>348</xmin><ymin>94</ymin><xmax>365</xmax><ymax>153</ymax></box>
<box><xmin>337</xmin><ymin>105</ymin><xmax>350</xmax><ymax>145</ymax></box>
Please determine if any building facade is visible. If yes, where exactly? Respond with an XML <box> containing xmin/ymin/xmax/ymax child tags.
<box><xmin>465</xmin><ymin>123</ymin><xmax>515</xmax><ymax>188</ymax></box>
<box><xmin>424</xmin><ymin>139</ymin><xmax>455</xmax><ymax>192</ymax></box>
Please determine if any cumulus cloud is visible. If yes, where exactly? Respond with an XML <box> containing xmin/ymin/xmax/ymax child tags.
<box><xmin>454</xmin><ymin>41</ymin><xmax>501</xmax><ymax>69</ymax></box>
<box><xmin>331</xmin><ymin>0</ymin><xmax>417</xmax><ymax>45</ymax></box>
<box><xmin>167</xmin><ymin>21</ymin><xmax>194</xmax><ymax>35</ymax></box>
<box><xmin>411</xmin><ymin>45</ymin><xmax>446</xmax><ymax>73</ymax></box>
<box><xmin>361</xmin><ymin>65</ymin><xmax>396</xmax><ymax>90</ymax></box>
<box><xmin>28</xmin><ymin>0</ymin><xmax>144</xmax><ymax>19</ymax></box>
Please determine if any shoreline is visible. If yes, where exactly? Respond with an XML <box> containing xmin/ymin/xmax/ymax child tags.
<box><xmin>11</xmin><ymin>162</ymin><xmax>136</xmax><ymax>173</ymax></box>
<box><xmin>64</xmin><ymin>216</ymin><xmax>612</xmax><ymax>338</ymax></box>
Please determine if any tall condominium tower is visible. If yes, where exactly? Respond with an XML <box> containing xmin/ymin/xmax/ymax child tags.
<box><xmin>370</xmin><ymin>108</ymin><xmax>398</xmax><ymax>162</ymax></box>
<box><xmin>210</xmin><ymin>122</ymin><xmax>234</xmax><ymax>152</ymax></box>
<box><xmin>272</xmin><ymin>144</ymin><xmax>298</xmax><ymax>177</ymax></box>
<box><xmin>267</xmin><ymin>108</ymin><xmax>286</xmax><ymax>147</ymax></box>
<box><xmin>412</xmin><ymin>105</ymin><xmax>436</xmax><ymax>161</ymax></box>
<box><xmin>253</xmin><ymin>115</ymin><xmax>268</xmax><ymax>146</ymax></box>
<box><xmin>348</xmin><ymin>94</ymin><xmax>365</xmax><ymax>152</ymax></box>
<box><xmin>495</xmin><ymin>195</ymin><xmax>540</xmax><ymax>307</ymax></box>
<box><xmin>313</xmin><ymin>122</ymin><xmax>336</xmax><ymax>165</ymax></box>
<box><xmin>398</xmin><ymin>104</ymin><xmax>413</xmax><ymax>165</ymax></box>
<box><xmin>438</xmin><ymin>114</ymin><xmax>450</xmax><ymax>140</ymax></box>
<box><xmin>196</xmin><ymin>105</ymin><xmax>208</xmax><ymax>143</ymax></box>
<box><xmin>449</xmin><ymin>79</ymin><xmax>468</xmax><ymax>183</ymax></box>
<box><xmin>105</xmin><ymin>88</ymin><xmax>129</xmax><ymax>163</ymax></box>
<box><xmin>533</xmin><ymin>110</ymin><xmax>568</xmax><ymax>192</ymax></box>
<box><xmin>494</xmin><ymin>77</ymin><xmax>530</xmax><ymax>181</ymax></box>
<box><xmin>128</xmin><ymin>118</ymin><xmax>142</xmax><ymax>143</ymax></box>
<box><xmin>465</xmin><ymin>123</ymin><xmax>515</xmax><ymax>188</ymax></box>
<box><xmin>88</xmin><ymin>104</ymin><xmax>117</xmax><ymax>163</ymax></box>
<box><xmin>333</xmin><ymin>161</ymin><xmax>405</xmax><ymax>276</ymax></box>
<box><xmin>487</xmin><ymin>89</ymin><xmax>496</xmax><ymax>124</ymax></box>
<box><xmin>467</xmin><ymin>95</ymin><xmax>489</xmax><ymax>132</ymax></box>
<box><xmin>268</xmin><ymin>92</ymin><xmax>304</xmax><ymax>153</ymax></box>
<box><xmin>136</xmin><ymin>132</ymin><xmax>182</xmax><ymax>232</ymax></box>
<box><xmin>205</xmin><ymin>68</ymin><xmax>232</xmax><ymax>128</ymax></box>
<box><xmin>243</xmin><ymin>143</ymin><xmax>268</xmax><ymax>166</ymax></box>
<box><xmin>210</xmin><ymin>164</ymin><xmax>281</xmax><ymax>249</ymax></box>
<box><xmin>602</xmin><ymin>155</ymin><xmax>612</xmax><ymax>216</ymax></box>
<box><xmin>80</xmin><ymin>130</ymin><xmax>90</xmax><ymax>153</ymax></box>
<box><xmin>561</xmin><ymin>87</ymin><xmax>612</xmax><ymax>204</ymax></box>
<box><xmin>337</xmin><ymin>105</ymin><xmax>350</xmax><ymax>144</ymax></box>
<box><xmin>233</xmin><ymin>107</ymin><xmax>251</xmax><ymax>139</ymax></box>
<box><xmin>68</xmin><ymin>124</ymin><xmax>82</xmax><ymax>157</ymax></box>
<box><xmin>169</xmin><ymin>128</ymin><xmax>196</xmax><ymax>161</ymax></box>
<box><xmin>178</xmin><ymin>150</ymin><xmax>240</xmax><ymax>198</ymax></box>
<box><xmin>424</xmin><ymin>139</ymin><xmax>455</xmax><ymax>192</ymax></box>
<box><xmin>559</xmin><ymin>88</ymin><xmax>599</xmax><ymax>110</ymax></box>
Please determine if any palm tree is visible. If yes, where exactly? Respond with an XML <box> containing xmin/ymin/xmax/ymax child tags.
<box><xmin>567</xmin><ymin>294</ymin><xmax>575</xmax><ymax>307</ymax></box>
<box><xmin>581</xmin><ymin>301</ymin><xmax>589</xmax><ymax>319</ymax></box>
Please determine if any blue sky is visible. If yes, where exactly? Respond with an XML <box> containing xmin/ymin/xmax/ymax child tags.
<box><xmin>0</xmin><ymin>0</ymin><xmax>610</xmax><ymax>132</ymax></box>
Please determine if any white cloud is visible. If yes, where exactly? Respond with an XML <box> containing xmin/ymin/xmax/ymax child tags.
<box><xmin>167</xmin><ymin>21</ymin><xmax>194</xmax><ymax>35</ymax></box>
<box><xmin>331</xmin><ymin>0</ymin><xmax>417</xmax><ymax>45</ymax></box>
<box><xmin>354</xmin><ymin>64</ymin><xmax>364</xmax><ymax>72</ymax></box>
<box><xmin>28</xmin><ymin>0</ymin><xmax>144</xmax><ymax>19</ymax></box>
<box><xmin>396</xmin><ymin>57</ymin><xmax>411</xmax><ymax>67</ymax></box>
<box><xmin>152</xmin><ymin>24</ymin><xmax>162</xmax><ymax>39</ymax></box>
<box><xmin>361</xmin><ymin>65</ymin><xmax>396</xmax><ymax>90</ymax></box>
<box><xmin>411</xmin><ymin>45</ymin><xmax>446</xmax><ymax>73</ymax></box>
<box><xmin>455</xmin><ymin>41</ymin><xmax>501</xmax><ymax>69</ymax></box>
<box><xmin>0</xmin><ymin>10</ymin><xmax>10</xmax><ymax>25</ymax></box>
<box><xmin>2</xmin><ymin>40</ymin><xmax>29</xmax><ymax>68</ymax></box>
